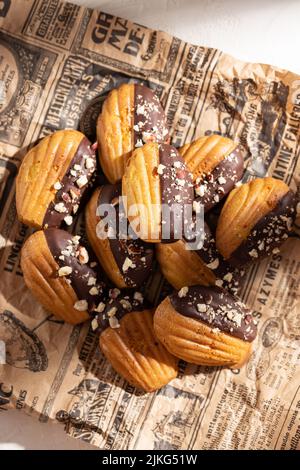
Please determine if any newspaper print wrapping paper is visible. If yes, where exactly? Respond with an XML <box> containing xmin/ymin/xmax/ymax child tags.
<box><xmin>0</xmin><ymin>0</ymin><xmax>300</xmax><ymax>450</ymax></box>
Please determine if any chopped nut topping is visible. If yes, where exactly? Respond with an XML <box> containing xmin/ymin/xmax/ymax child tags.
<box><xmin>95</xmin><ymin>302</ymin><xmax>106</xmax><ymax>313</ymax></box>
<box><xmin>87</xmin><ymin>276</ymin><xmax>96</xmax><ymax>286</ymax></box>
<box><xmin>89</xmin><ymin>286</ymin><xmax>99</xmax><ymax>295</ymax></box>
<box><xmin>107</xmin><ymin>307</ymin><xmax>117</xmax><ymax>317</ymax></box>
<box><xmin>91</xmin><ymin>318</ymin><xmax>99</xmax><ymax>331</ymax></box>
<box><xmin>193</xmin><ymin>200</ymin><xmax>201</xmax><ymax>214</ymax></box>
<box><xmin>85</xmin><ymin>157</ymin><xmax>94</xmax><ymax>169</ymax></box>
<box><xmin>78</xmin><ymin>246</ymin><xmax>89</xmax><ymax>264</ymax></box>
<box><xmin>157</xmin><ymin>164</ymin><xmax>166</xmax><ymax>175</ymax></box>
<box><xmin>110</xmin><ymin>288</ymin><xmax>121</xmax><ymax>299</ymax></box>
<box><xmin>74</xmin><ymin>300</ymin><xmax>88</xmax><ymax>311</ymax></box>
<box><xmin>197</xmin><ymin>303</ymin><xmax>207</xmax><ymax>313</ymax></box>
<box><xmin>176</xmin><ymin>179</ymin><xmax>185</xmax><ymax>187</ymax></box>
<box><xmin>206</xmin><ymin>258</ymin><xmax>219</xmax><ymax>270</ymax></box>
<box><xmin>223</xmin><ymin>272</ymin><xmax>233</xmax><ymax>282</ymax></box>
<box><xmin>134</xmin><ymin>291</ymin><xmax>144</xmax><ymax>303</ymax></box>
<box><xmin>70</xmin><ymin>189</ymin><xmax>79</xmax><ymax>201</ymax></box>
<box><xmin>73</xmin><ymin>204</ymin><xmax>79</xmax><ymax>214</ymax></box>
<box><xmin>195</xmin><ymin>185</ymin><xmax>206</xmax><ymax>197</ymax></box>
<box><xmin>249</xmin><ymin>249</ymin><xmax>258</xmax><ymax>258</ymax></box>
<box><xmin>54</xmin><ymin>202</ymin><xmax>67</xmax><ymax>213</ymax></box>
<box><xmin>212</xmin><ymin>327</ymin><xmax>221</xmax><ymax>334</ymax></box>
<box><xmin>76</xmin><ymin>175</ymin><xmax>88</xmax><ymax>188</ymax></box>
<box><xmin>58</xmin><ymin>266</ymin><xmax>72</xmax><ymax>276</ymax></box>
<box><xmin>122</xmin><ymin>257</ymin><xmax>135</xmax><ymax>272</ymax></box>
<box><xmin>135</xmin><ymin>139</ymin><xmax>143</xmax><ymax>148</ymax></box>
<box><xmin>72</xmin><ymin>235</ymin><xmax>81</xmax><ymax>245</ymax></box>
<box><xmin>64</xmin><ymin>215</ymin><xmax>73</xmax><ymax>226</ymax></box>
<box><xmin>54</xmin><ymin>181</ymin><xmax>62</xmax><ymax>190</ymax></box>
<box><xmin>178</xmin><ymin>286</ymin><xmax>189</xmax><ymax>298</ymax></box>
<box><xmin>218</xmin><ymin>176</ymin><xmax>226</xmax><ymax>185</ymax></box>
<box><xmin>74</xmin><ymin>164</ymin><xmax>81</xmax><ymax>171</ymax></box>
<box><xmin>120</xmin><ymin>299</ymin><xmax>132</xmax><ymax>310</ymax></box>
<box><xmin>109</xmin><ymin>316</ymin><xmax>120</xmax><ymax>329</ymax></box>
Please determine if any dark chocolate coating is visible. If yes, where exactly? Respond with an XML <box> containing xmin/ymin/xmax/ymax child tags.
<box><xmin>44</xmin><ymin>228</ymin><xmax>106</xmax><ymax>312</ymax></box>
<box><xmin>80</xmin><ymin>96</ymin><xmax>105</xmax><ymax>142</ymax></box>
<box><xmin>43</xmin><ymin>137</ymin><xmax>96</xmax><ymax>227</ymax></box>
<box><xmin>159</xmin><ymin>144</ymin><xmax>194</xmax><ymax>242</ymax></box>
<box><xmin>198</xmin><ymin>223</ymin><xmax>245</xmax><ymax>294</ymax></box>
<box><xmin>184</xmin><ymin>218</ymin><xmax>245</xmax><ymax>295</ymax></box>
<box><xmin>94</xmin><ymin>290</ymin><xmax>148</xmax><ymax>332</ymax></box>
<box><xmin>170</xmin><ymin>285</ymin><xmax>257</xmax><ymax>342</ymax></box>
<box><xmin>229</xmin><ymin>190</ymin><xmax>296</xmax><ymax>267</ymax></box>
<box><xmin>194</xmin><ymin>147</ymin><xmax>244</xmax><ymax>212</ymax></box>
<box><xmin>133</xmin><ymin>84</ymin><xmax>169</xmax><ymax>148</ymax></box>
<box><xmin>98</xmin><ymin>184</ymin><xmax>154</xmax><ymax>287</ymax></box>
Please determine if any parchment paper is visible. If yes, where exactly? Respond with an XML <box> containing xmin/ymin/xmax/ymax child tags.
<box><xmin>0</xmin><ymin>0</ymin><xmax>300</xmax><ymax>450</ymax></box>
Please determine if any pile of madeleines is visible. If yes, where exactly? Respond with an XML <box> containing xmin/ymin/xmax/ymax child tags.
<box><xmin>16</xmin><ymin>83</ymin><xmax>297</xmax><ymax>392</ymax></box>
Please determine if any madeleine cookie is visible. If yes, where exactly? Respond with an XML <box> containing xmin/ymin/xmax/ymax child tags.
<box><xmin>16</xmin><ymin>130</ymin><xmax>96</xmax><ymax>229</ymax></box>
<box><xmin>122</xmin><ymin>142</ymin><xmax>193</xmax><ymax>242</ymax></box>
<box><xmin>180</xmin><ymin>135</ymin><xmax>244</xmax><ymax>212</ymax></box>
<box><xmin>216</xmin><ymin>177</ymin><xmax>296</xmax><ymax>266</ymax></box>
<box><xmin>156</xmin><ymin>223</ymin><xmax>244</xmax><ymax>294</ymax></box>
<box><xmin>92</xmin><ymin>293</ymin><xmax>178</xmax><ymax>392</ymax></box>
<box><xmin>154</xmin><ymin>286</ymin><xmax>257</xmax><ymax>368</ymax></box>
<box><xmin>21</xmin><ymin>229</ymin><xmax>106</xmax><ymax>324</ymax></box>
<box><xmin>156</xmin><ymin>239</ymin><xmax>216</xmax><ymax>289</ymax></box>
<box><xmin>97</xmin><ymin>83</ymin><xmax>169</xmax><ymax>183</ymax></box>
<box><xmin>85</xmin><ymin>184</ymin><xmax>153</xmax><ymax>288</ymax></box>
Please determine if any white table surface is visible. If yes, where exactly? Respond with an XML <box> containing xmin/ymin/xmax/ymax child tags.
<box><xmin>1</xmin><ymin>0</ymin><xmax>300</xmax><ymax>451</ymax></box>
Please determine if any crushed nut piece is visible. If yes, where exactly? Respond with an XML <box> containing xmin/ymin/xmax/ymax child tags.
<box><xmin>54</xmin><ymin>181</ymin><xmax>62</xmax><ymax>190</ymax></box>
<box><xmin>76</xmin><ymin>175</ymin><xmax>88</xmax><ymax>188</ymax></box>
<box><xmin>64</xmin><ymin>215</ymin><xmax>73</xmax><ymax>226</ymax></box>
<box><xmin>109</xmin><ymin>316</ymin><xmax>120</xmax><ymax>329</ymax></box>
<box><xmin>89</xmin><ymin>286</ymin><xmax>99</xmax><ymax>295</ymax></box>
<box><xmin>78</xmin><ymin>246</ymin><xmax>89</xmax><ymax>264</ymax></box>
<box><xmin>74</xmin><ymin>300</ymin><xmax>88</xmax><ymax>311</ymax></box>
<box><xmin>178</xmin><ymin>286</ymin><xmax>189</xmax><ymax>298</ymax></box>
<box><xmin>58</xmin><ymin>266</ymin><xmax>72</xmax><ymax>276</ymax></box>
<box><xmin>197</xmin><ymin>303</ymin><xmax>207</xmax><ymax>313</ymax></box>
<box><xmin>54</xmin><ymin>202</ymin><xmax>67</xmax><ymax>213</ymax></box>
<box><xmin>122</xmin><ymin>257</ymin><xmax>134</xmax><ymax>272</ymax></box>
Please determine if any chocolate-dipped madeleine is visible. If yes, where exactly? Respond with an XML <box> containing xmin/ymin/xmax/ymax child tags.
<box><xmin>216</xmin><ymin>177</ymin><xmax>296</xmax><ymax>266</ymax></box>
<box><xmin>16</xmin><ymin>130</ymin><xmax>96</xmax><ymax>229</ymax></box>
<box><xmin>156</xmin><ymin>239</ymin><xmax>216</xmax><ymax>289</ymax></box>
<box><xmin>97</xmin><ymin>83</ymin><xmax>169</xmax><ymax>184</ymax></box>
<box><xmin>154</xmin><ymin>286</ymin><xmax>257</xmax><ymax>368</ymax></box>
<box><xmin>156</xmin><ymin>223</ymin><xmax>244</xmax><ymax>294</ymax></box>
<box><xmin>92</xmin><ymin>292</ymin><xmax>178</xmax><ymax>392</ymax></box>
<box><xmin>122</xmin><ymin>142</ymin><xmax>193</xmax><ymax>242</ymax></box>
<box><xmin>21</xmin><ymin>229</ymin><xmax>106</xmax><ymax>324</ymax></box>
<box><xmin>179</xmin><ymin>135</ymin><xmax>244</xmax><ymax>212</ymax></box>
<box><xmin>85</xmin><ymin>184</ymin><xmax>153</xmax><ymax>288</ymax></box>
